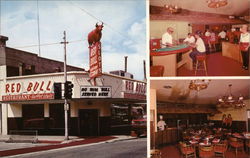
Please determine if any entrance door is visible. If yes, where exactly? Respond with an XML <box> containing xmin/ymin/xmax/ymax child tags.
<box><xmin>79</xmin><ymin>109</ymin><xmax>99</xmax><ymax>136</ymax></box>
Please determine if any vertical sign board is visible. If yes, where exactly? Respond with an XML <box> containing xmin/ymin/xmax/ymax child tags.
<box><xmin>89</xmin><ymin>42</ymin><xmax>102</xmax><ymax>79</ymax></box>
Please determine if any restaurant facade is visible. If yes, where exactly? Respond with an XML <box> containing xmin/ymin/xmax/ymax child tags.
<box><xmin>0</xmin><ymin>35</ymin><xmax>146</xmax><ymax>136</ymax></box>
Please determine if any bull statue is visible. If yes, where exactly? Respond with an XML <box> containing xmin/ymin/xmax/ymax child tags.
<box><xmin>88</xmin><ymin>22</ymin><xmax>104</xmax><ymax>46</ymax></box>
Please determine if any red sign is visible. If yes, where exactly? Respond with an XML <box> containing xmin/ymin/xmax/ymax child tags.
<box><xmin>89</xmin><ymin>42</ymin><xmax>102</xmax><ymax>79</ymax></box>
<box><xmin>2</xmin><ymin>80</ymin><xmax>53</xmax><ymax>101</ymax></box>
<box><xmin>2</xmin><ymin>93</ymin><xmax>54</xmax><ymax>101</ymax></box>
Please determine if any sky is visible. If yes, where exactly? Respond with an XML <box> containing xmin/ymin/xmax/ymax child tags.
<box><xmin>0</xmin><ymin>0</ymin><xmax>146</xmax><ymax>80</ymax></box>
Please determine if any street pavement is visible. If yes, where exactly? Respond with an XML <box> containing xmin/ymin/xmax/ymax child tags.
<box><xmin>4</xmin><ymin>138</ymin><xmax>147</xmax><ymax>158</ymax></box>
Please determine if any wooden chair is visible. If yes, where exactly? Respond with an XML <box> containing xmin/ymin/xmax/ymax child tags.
<box><xmin>195</xmin><ymin>54</ymin><xmax>208</xmax><ymax>76</ymax></box>
<box><xmin>199</xmin><ymin>145</ymin><xmax>214</xmax><ymax>158</ymax></box>
<box><xmin>150</xmin><ymin>149</ymin><xmax>161</xmax><ymax>158</ymax></box>
<box><xmin>214</xmin><ymin>141</ymin><xmax>228</xmax><ymax>158</ymax></box>
<box><xmin>245</xmin><ymin>139</ymin><xmax>250</xmax><ymax>154</ymax></box>
<box><xmin>180</xmin><ymin>143</ymin><xmax>196</xmax><ymax>158</ymax></box>
<box><xmin>229</xmin><ymin>137</ymin><xmax>244</xmax><ymax>156</ymax></box>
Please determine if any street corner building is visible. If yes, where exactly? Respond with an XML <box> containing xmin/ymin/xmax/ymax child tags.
<box><xmin>0</xmin><ymin>35</ymin><xmax>146</xmax><ymax>137</ymax></box>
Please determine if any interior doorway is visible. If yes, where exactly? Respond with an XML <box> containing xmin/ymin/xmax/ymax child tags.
<box><xmin>79</xmin><ymin>109</ymin><xmax>99</xmax><ymax>136</ymax></box>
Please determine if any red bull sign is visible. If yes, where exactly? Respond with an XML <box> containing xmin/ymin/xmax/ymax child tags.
<box><xmin>89</xmin><ymin>42</ymin><xmax>102</xmax><ymax>79</ymax></box>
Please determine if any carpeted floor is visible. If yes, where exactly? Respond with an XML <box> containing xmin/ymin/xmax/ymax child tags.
<box><xmin>178</xmin><ymin>52</ymin><xmax>250</xmax><ymax>76</ymax></box>
<box><xmin>159</xmin><ymin>144</ymin><xmax>249</xmax><ymax>158</ymax></box>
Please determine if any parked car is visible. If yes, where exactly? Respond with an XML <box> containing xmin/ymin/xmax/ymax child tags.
<box><xmin>131</xmin><ymin>115</ymin><xmax>147</xmax><ymax>137</ymax></box>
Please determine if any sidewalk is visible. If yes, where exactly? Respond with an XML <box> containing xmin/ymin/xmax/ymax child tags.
<box><xmin>0</xmin><ymin>135</ymin><xmax>136</xmax><ymax>157</ymax></box>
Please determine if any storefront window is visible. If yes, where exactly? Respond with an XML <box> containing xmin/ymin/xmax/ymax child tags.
<box><xmin>23</xmin><ymin>104</ymin><xmax>44</xmax><ymax>129</ymax></box>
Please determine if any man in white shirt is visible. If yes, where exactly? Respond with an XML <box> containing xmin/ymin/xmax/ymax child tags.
<box><xmin>239</xmin><ymin>25</ymin><xmax>250</xmax><ymax>70</ymax></box>
<box><xmin>183</xmin><ymin>33</ymin><xmax>195</xmax><ymax>44</ymax></box>
<box><xmin>189</xmin><ymin>31</ymin><xmax>206</xmax><ymax>64</ymax></box>
<box><xmin>218</xmin><ymin>30</ymin><xmax>226</xmax><ymax>40</ymax></box>
<box><xmin>161</xmin><ymin>27</ymin><xmax>174</xmax><ymax>48</ymax></box>
<box><xmin>157</xmin><ymin>115</ymin><xmax>166</xmax><ymax>131</ymax></box>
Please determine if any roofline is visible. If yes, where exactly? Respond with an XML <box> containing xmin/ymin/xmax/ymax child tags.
<box><xmin>3</xmin><ymin>71</ymin><xmax>146</xmax><ymax>83</ymax></box>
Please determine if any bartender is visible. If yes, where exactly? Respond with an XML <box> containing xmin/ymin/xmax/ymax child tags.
<box><xmin>239</xmin><ymin>25</ymin><xmax>250</xmax><ymax>70</ymax></box>
<box><xmin>161</xmin><ymin>27</ymin><xmax>174</xmax><ymax>48</ymax></box>
<box><xmin>157</xmin><ymin>115</ymin><xmax>167</xmax><ymax>131</ymax></box>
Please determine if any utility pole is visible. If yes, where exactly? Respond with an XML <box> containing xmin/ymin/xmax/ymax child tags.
<box><xmin>61</xmin><ymin>31</ymin><xmax>69</xmax><ymax>140</ymax></box>
<box><xmin>124</xmin><ymin>56</ymin><xmax>128</xmax><ymax>72</ymax></box>
<box><xmin>143</xmin><ymin>60</ymin><xmax>146</xmax><ymax>81</ymax></box>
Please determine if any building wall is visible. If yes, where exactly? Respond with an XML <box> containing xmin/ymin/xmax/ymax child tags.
<box><xmin>5</xmin><ymin>48</ymin><xmax>84</xmax><ymax>77</ymax></box>
<box><xmin>209</xmin><ymin>99</ymin><xmax>250</xmax><ymax>121</ymax></box>
<box><xmin>150</xmin><ymin>89</ymin><xmax>157</xmax><ymax>132</ymax></box>
<box><xmin>8</xmin><ymin>104</ymin><xmax>22</xmax><ymax>118</ymax></box>
<box><xmin>76</xmin><ymin>100</ymin><xmax>111</xmax><ymax>117</ymax></box>
<box><xmin>150</xmin><ymin>20</ymin><xmax>189</xmax><ymax>40</ymax></box>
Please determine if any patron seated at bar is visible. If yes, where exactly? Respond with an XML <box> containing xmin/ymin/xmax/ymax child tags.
<box><xmin>183</xmin><ymin>33</ymin><xmax>195</xmax><ymax>44</ymax></box>
<box><xmin>161</xmin><ymin>27</ymin><xmax>175</xmax><ymax>48</ymax></box>
<box><xmin>239</xmin><ymin>24</ymin><xmax>250</xmax><ymax>70</ymax></box>
<box><xmin>189</xmin><ymin>31</ymin><xmax>206</xmax><ymax>65</ymax></box>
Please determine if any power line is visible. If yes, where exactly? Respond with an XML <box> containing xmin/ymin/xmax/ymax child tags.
<box><xmin>13</xmin><ymin>39</ymin><xmax>86</xmax><ymax>49</ymax></box>
<box><xmin>68</xmin><ymin>1</ymin><xmax>138</xmax><ymax>44</ymax></box>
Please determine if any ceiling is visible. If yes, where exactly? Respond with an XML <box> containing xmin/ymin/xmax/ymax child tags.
<box><xmin>150</xmin><ymin>0</ymin><xmax>250</xmax><ymax>16</ymax></box>
<box><xmin>151</xmin><ymin>79</ymin><xmax>250</xmax><ymax>105</ymax></box>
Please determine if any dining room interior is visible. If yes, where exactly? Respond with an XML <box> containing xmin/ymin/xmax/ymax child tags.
<box><xmin>149</xmin><ymin>0</ymin><xmax>250</xmax><ymax>77</ymax></box>
<box><xmin>150</xmin><ymin>78</ymin><xmax>250</xmax><ymax>158</ymax></box>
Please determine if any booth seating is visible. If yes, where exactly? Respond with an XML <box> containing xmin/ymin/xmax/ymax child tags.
<box><xmin>195</xmin><ymin>55</ymin><xmax>208</xmax><ymax>76</ymax></box>
<box><xmin>150</xmin><ymin>39</ymin><xmax>161</xmax><ymax>51</ymax></box>
<box><xmin>150</xmin><ymin>65</ymin><xmax>164</xmax><ymax>77</ymax></box>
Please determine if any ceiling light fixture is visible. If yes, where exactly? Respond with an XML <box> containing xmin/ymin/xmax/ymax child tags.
<box><xmin>164</xmin><ymin>0</ymin><xmax>182</xmax><ymax>14</ymax></box>
<box><xmin>218</xmin><ymin>84</ymin><xmax>245</xmax><ymax>108</ymax></box>
<box><xmin>189</xmin><ymin>79</ymin><xmax>211</xmax><ymax>92</ymax></box>
<box><xmin>206</xmin><ymin>0</ymin><xmax>228</xmax><ymax>8</ymax></box>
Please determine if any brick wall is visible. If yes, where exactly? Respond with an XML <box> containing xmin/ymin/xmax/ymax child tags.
<box><xmin>5</xmin><ymin>47</ymin><xmax>84</xmax><ymax>76</ymax></box>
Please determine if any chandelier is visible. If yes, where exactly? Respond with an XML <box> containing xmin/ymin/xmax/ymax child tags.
<box><xmin>164</xmin><ymin>3</ymin><xmax>181</xmax><ymax>14</ymax></box>
<box><xmin>189</xmin><ymin>79</ymin><xmax>210</xmax><ymax>92</ymax></box>
<box><xmin>206</xmin><ymin>0</ymin><xmax>228</xmax><ymax>8</ymax></box>
<box><xmin>218</xmin><ymin>84</ymin><xmax>245</xmax><ymax>108</ymax></box>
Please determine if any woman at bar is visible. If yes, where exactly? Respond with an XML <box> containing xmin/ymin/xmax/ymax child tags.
<box><xmin>239</xmin><ymin>25</ymin><xmax>250</xmax><ymax>70</ymax></box>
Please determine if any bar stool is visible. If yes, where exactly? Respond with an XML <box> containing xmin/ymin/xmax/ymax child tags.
<box><xmin>150</xmin><ymin>65</ymin><xmax>164</xmax><ymax>77</ymax></box>
<box><xmin>195</xmin><ymin>55</ymin><xmax>208</xmax><ymax>76</ymax></box>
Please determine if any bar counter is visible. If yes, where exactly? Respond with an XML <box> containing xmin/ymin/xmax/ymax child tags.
<box><xmin>222</xmin><ymin>42</ymin><xmax>242</xmax><ymax>63</ymax></box>
<box><xmin>151</xmin><ymin>44</ymin><xmax>193</xmax><ymax>76</ymax></box>
<box><xmin>153</xmin><ymin>128</ymin><xmax>179</xmax><ymax>147</ymax></box>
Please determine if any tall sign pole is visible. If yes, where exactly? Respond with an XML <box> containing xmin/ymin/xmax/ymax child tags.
<box><xmin>61</xmin><ymin>31</ymin><xmax>69</xmax><ymax>140</ymax></box>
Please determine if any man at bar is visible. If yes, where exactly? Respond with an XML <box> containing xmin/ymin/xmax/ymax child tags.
<box><xmin>239</xmin><ymin>24</ymin><xmax>250</xmax><ymax>70</ymax></box>
<box><xmin>161</xmin><ymin>27</ymin><xmax>174</xmax><ymax>48</ymax></box>
<box><xmin>189</xmin><ymin>31</ymin><xmax>206</xmax><ymax>65</ymax></box>
<box><xmin>183</xmin><ymin>33</ymin><xmax>195</xmax><ymax>44</ymax></box>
